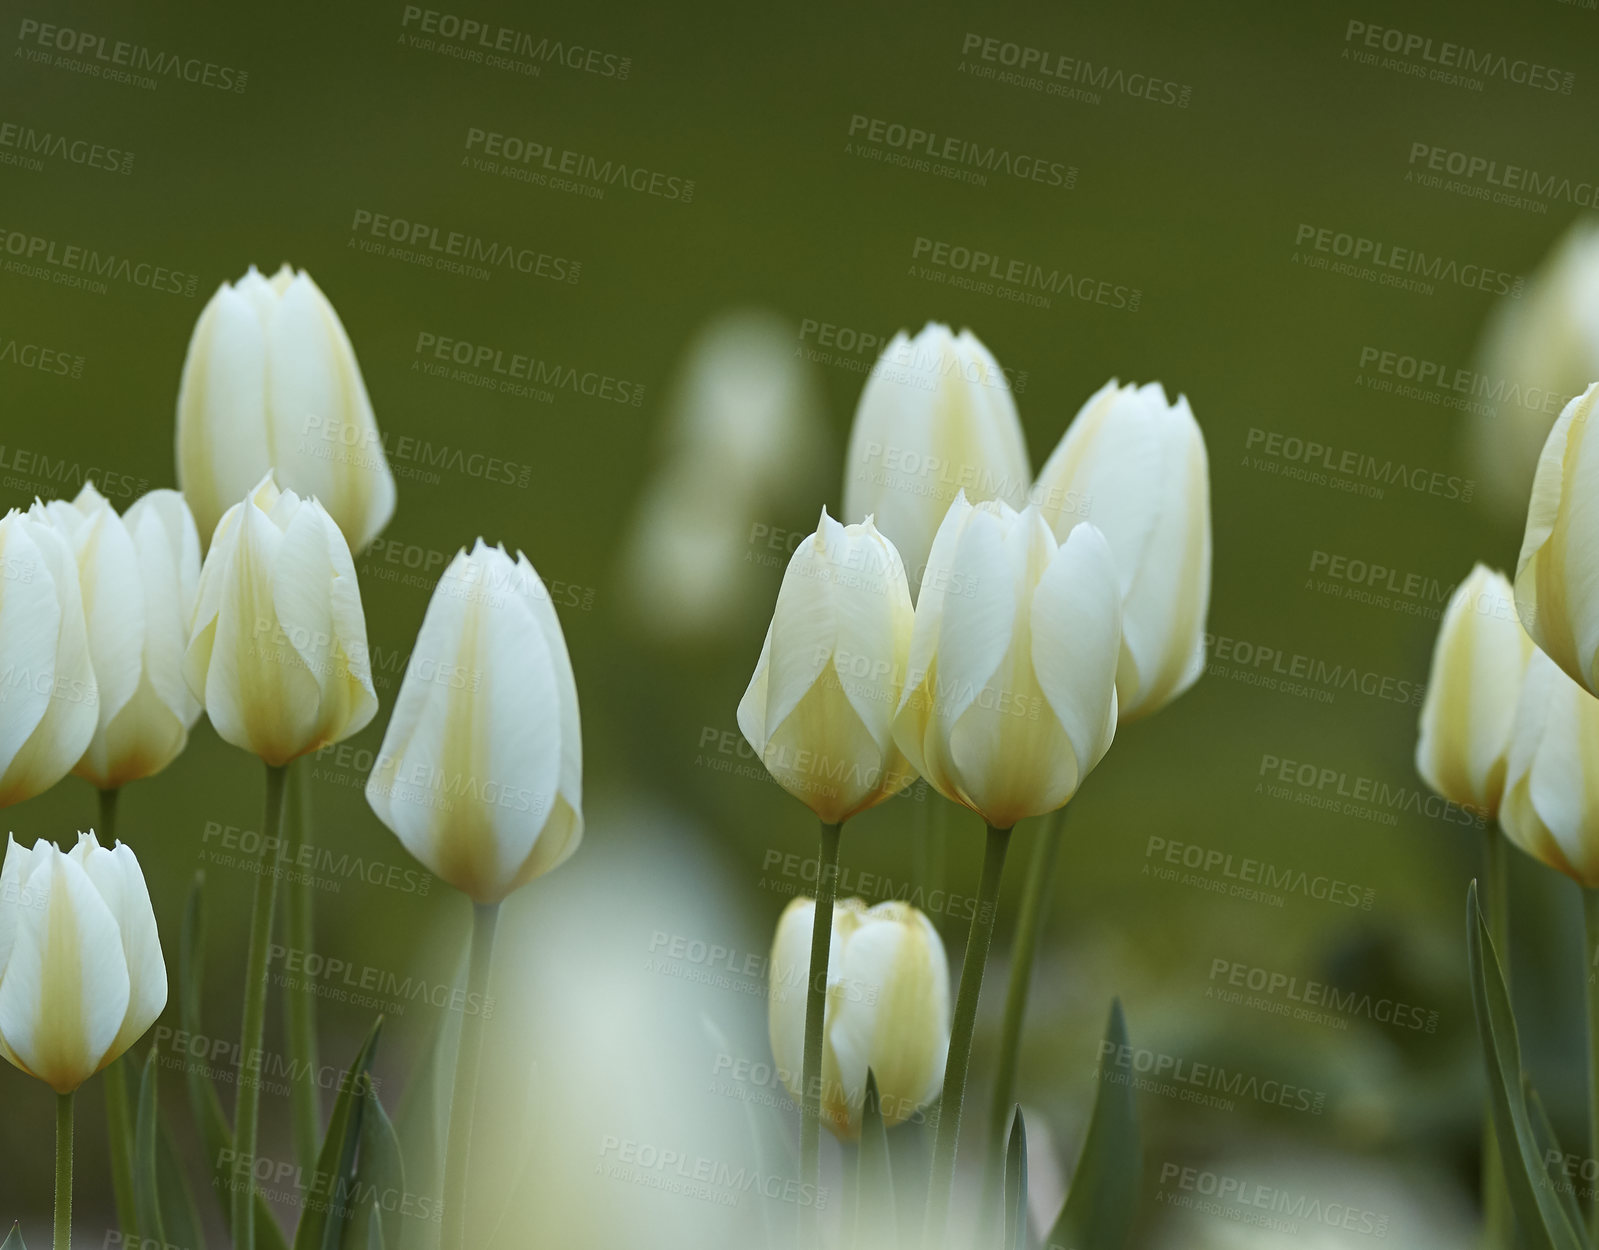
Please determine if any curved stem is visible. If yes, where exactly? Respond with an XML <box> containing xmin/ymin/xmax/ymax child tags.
<box><xmin>1584</xmin><ymin>887</ymin><xmax>1599</xmax><ymax>1245</ymax></box>
<box><xmin>96</xmin><ymin>788</ymin><xmax>137</xmax><ymax>1244</ymax></box>
<box><xmin>980</xmin><ymin>807</ymin><xmax>1067</xmax><ymax>1224</ymax></box>
<box><xmin>800</xmin><ymin>820</ymin><xmax>844</xmax><ymax>1248</ymax></box>
<box><xmin>443</xmin><ymin>901</ymin><xmax>501</xmax><ymax>1250</ymax></box>
<box><xmin>232</xmin><ymin>763</ymin><xmax>287</xmax><ymax>1250</ymax></box>
<box><xmin>924</xmin><ymin>821</ymin><xmax>1013</xmax><ymax>1247</ymax></box>
<box><xmin>283</xmin><ymin>759</ymin><xmax>322</xmax><ymax>1172</ymax></box>
<box><xmin>55</xmin><ymin>1090</ymin><xmax>73</xmax><ymax>1250</ymax></box>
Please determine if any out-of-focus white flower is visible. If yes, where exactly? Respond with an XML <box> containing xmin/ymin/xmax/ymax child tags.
<box><xmin>1467</xmin><ymin>219</ymin><xmax>1599</xmax><ymax>521</ymax></box>
<box><xmin>619</xmin><ymin>310</ymin><xmax>826</xmax><ymax>641</ymax></box>
<box><xmin>177</xmin><ymin>263</ymin><xmax>396</xmax><ymax>552</ymax></box>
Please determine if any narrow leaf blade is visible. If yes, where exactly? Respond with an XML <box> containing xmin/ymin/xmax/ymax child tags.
<box><xmin>1045</xmin><ymin>998</ymin><xmax>1141</xmax><ymax>1250</ymax></box>
<box><xmin>1005</xmin><ymin>1106</ymin><xmax>1028</xmax><ymax>1250</ymax></box>
<box><xmin>133</xmin><ymin>1047</ymin><xmax>167</xmax><ymax>1247</ymax></box>
<box><xmin>294</xmin><ymin>1016</ymin><xmax>384</xmax><ymax>1250</ymax></box>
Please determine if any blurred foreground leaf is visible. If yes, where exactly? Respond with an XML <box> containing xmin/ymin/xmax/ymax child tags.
<box><xmin>1528</xmin><ymin>1081</ymin><xmax>1585</xmax><ymax>1237</ymax></box>
<box><xmin>1467</xmin><ymin>880</ymin><xmax>1585</xmax><ymax>1250</ymax></box>
<box><xmin>1</xmin><ymin>1222</ymin><xmax>24</xmax><ymax>1249</ymax></box>
<box><xmin>1004</xmin><ymin>1106</ymin><xmax>1028</xmax><ymax>1250</ymax></box>
<box><xmin>853</xmin><ymin>1068</ymin><xmax>895</xmax><ymax>1249</ymax></box>
<box><xmin>1045</xmin><ymin>998</ymin><xmax>1141</xmax><ymax>1250</ymax></box>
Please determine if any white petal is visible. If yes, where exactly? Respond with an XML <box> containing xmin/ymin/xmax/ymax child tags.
<box><xmin>0</xmin><ymin>849</ymin><xmax>130</xmax><ymax>1092</ymax></box>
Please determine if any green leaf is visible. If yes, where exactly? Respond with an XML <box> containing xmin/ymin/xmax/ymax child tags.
<box><xmin>1045</xmin><ymin>998</ymin><xmax>1142</xmax><ymax>1250</ymax></box>
<box><xmin>1526</xmin><ymin>1080</ymin><xmax>1585</xmax><ymax>1238</ymax></box>
<box><xmin>179</xmin><ymin>872</ymin><xmax>290</xmax><ymax>1250</ymax></box>
<box><xmin>134</xmin><ymin>1046</ymin><xmax>167</xmax><ymax>1247</ymax></box>
<box><xmin>1004</xmin><ymin>1106</ymin><xmax>1028</xmax><ymax>1250</ymax></box>
<box><xmin>1</xmin><ymin>1222</ymin><xmax>26</xmax><ymax>1250</ymax></box>
<box><xmin>294</xmin><ymin>1016</ymin><xmax>385</xmax><ymax>1250</ymax></box>
<box><xmin>343</xmin><ymin>1076</ymin><xmax>406</xmax><ymax>1250</ymax></box>
<box><xmin>853</xmin><ymin>1069</ymin><xmax>895</xmax><ymax>1248</ymax></box>
<box><xmin>157</xmin><ymin>1120</ymin><xmax>207</xmax><ymax>1250</ymax></box>
<box><xmin>1467</xmin><ymin>880</ymin><xmax>1585</xmax><ymax>1250</ymax></box>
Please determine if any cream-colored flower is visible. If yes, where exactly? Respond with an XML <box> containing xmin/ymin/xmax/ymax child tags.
<box><xmin>1032</xmin><ymin>380</ymin><xmax>1211</xmax><ymax>720</ymax></box>
<box><xmin>38</xmin><ymin>483</ymin><xmax>202</xmax><ymax>788</ymax></box>
<box><xmin>1415</xmin><ymin>565</ymin><xmax>1534</xmax><ymax>817</ymax></box>
<box><xmin>183</xmin><ymin>473</ymin><xmax>376</xmax><ymax>766</ymax></box>
<box><xmin>893</xmin><ymin>494</ymin><xmax>1122</xmax><ymax>830</ymax></box>
<box><xmin>177</xmin><ymin>263</ymin><xmax>396</xmax><ymax>552</ymax></box>
<box><xmin>0</xmin><ymin>832</ymin><xmax>165</xmax><ymax>1093</ymax></box>
<box><xmin>737</xmin><ymin>510</ymin><xmax>916</xmax><ymax>824</ymax></box>
<box><xmin>366</xmin><ymin>540</ymin><xmax>582</xmax><ymax>903</ymax></box>
<box><xmin>1515</xmin><ymin>382</ymin><xmax>1599</xmax><ymax>695</ymax></box>
<box><xmin>768</xmin><ymin>896</ymin><xmax>949</xmax><ymax>1139</ymax></box>
<box><xmin>1499</xmin><ymin>649</ymin><xmax>1599</xmax><ymax>887</ymax></box>
<box><xmin>0</xmin><ymin>508</ymin><xmax>97</xmax><ymax>807</ymax></box>
<box><xmin>843</xmin><ymin>323</ymin><xmax>1030</xmax><ymax>594</ymax></box>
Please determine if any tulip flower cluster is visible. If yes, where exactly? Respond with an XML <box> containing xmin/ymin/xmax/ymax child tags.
<box><xmin>740</xmin><ymin>319</ymin><xmax>1212</xmax><ymax>1241</ymax></box>
<box><xmin>0</xmin><ymin>259</ymin><xmax>592</xmax><ymax>1250</ymax></box>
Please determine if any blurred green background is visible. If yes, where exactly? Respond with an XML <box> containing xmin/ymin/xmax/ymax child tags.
<box><xmin>4</xmin><ymin>0</ymin><xmax>1598</xmax><ymax>1244</ymax></box>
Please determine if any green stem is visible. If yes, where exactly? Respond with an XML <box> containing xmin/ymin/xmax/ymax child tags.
<box><xmin>925</xmin><ymin>821</ymin><xmax>1013</xmax><ymax>1247</ymax></box>
<box><xmin>55</xmin><ymin>1090</ymin><xmax>73</xmax><ymax>1250</ymax></box>
<box><xmin>443</xmin><ymin>901</ymin><xmax>501</xmax><ymax>1250</ymax></box>
<box><xmin>800</xmin><ymin>820</ymin><xmax>844</xmax><ymax>1249</ymax></box>
<box><xmin>980</xmin><ymin>808</ymin><xmax>1067</xmax><ymax>1224</ymax></box>
<box><xmin>96</xmin><ymin>788</ymin><xmax>137</xmax><ymax>1244</ymax></box>
<box><xmin>1481</xmin><ymin>828</ymin><xmax>1511</xmax><ymax>1250</ymax></box>
<box><xmin>1584</xmin><ymin>887</ymin><xmax>1599</xmax><ymax>1246</ymax></box>
<box><xmin>283</xmin><ymin>759</ymin><xmax>322</xmax><ymax>1172</ymax></box>
<box><xmin>232</xmin><ymin>763</ymin><xmax>287</xmax><ymax>1250</ymax></box>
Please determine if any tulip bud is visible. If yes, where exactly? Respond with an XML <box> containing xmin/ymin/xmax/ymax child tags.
<box><xmin>1467</xmin><ymin>219</ymin><xmax>1599</xmax><ymax>522</ymax></box>
<box><xmin>1032</xmin><ymin>380</ymin><xmax>1211</xmax><ymax>721</ymax></box>
<box><xmin>0</xmin><ymin>508</ymin><xmax>98</xmax><ymax>807</ymax></box>
<box><xmin>0</xmin><ymin>832</ymin><xmax>166</xmax><ymax>1093</ymax></box>
<box><xmin>894</xmin><ymin>494</ymin><xmax>1121</xmax><ymax>830</ymax></box>
<box><xmin>842</xmin><ymin>323</ymin><xmax>1030</xmax><ymax>595</ymax></box>
<box><xmin>184</xmin><ymin>473</ymin><xmax>377</xmax><ymax>766</ymax></box>
<box><xmin>37</xmin><ymin>483</ymin><xmax>203</xmax><ymax>788</ymax></box>
<box><xmin>768</xmin><ymin>896</ymin><xmax>949</xmax><ymax>1140</ymax></box>
<box><xmin>366</xmin><ymin>540</ymin><xmax>583</xmax><ymax>904</ymax></box>
<box><xmin>1515</xmin><ymin>382</ymin><xmax>1599</xmax><ymax>696</ymax></box>
<box><xmin>1415</xmin><ymin>565</ymin><xmax>1534</xmax><ymax>818</ymax></box>
<box><xmin>177</xmin><ymin>263</ymin><xmax>396</xmax><ymax>553</ymax></box>
<box><xmin>1499</xmin><ymin>649</ymin><xmax>1599</xmax><ymax>887</ymax></box>
<box><xmin>737</xmin><ymin>510</ymin><xmax>916</xmax><ymax>825</ymax></box>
